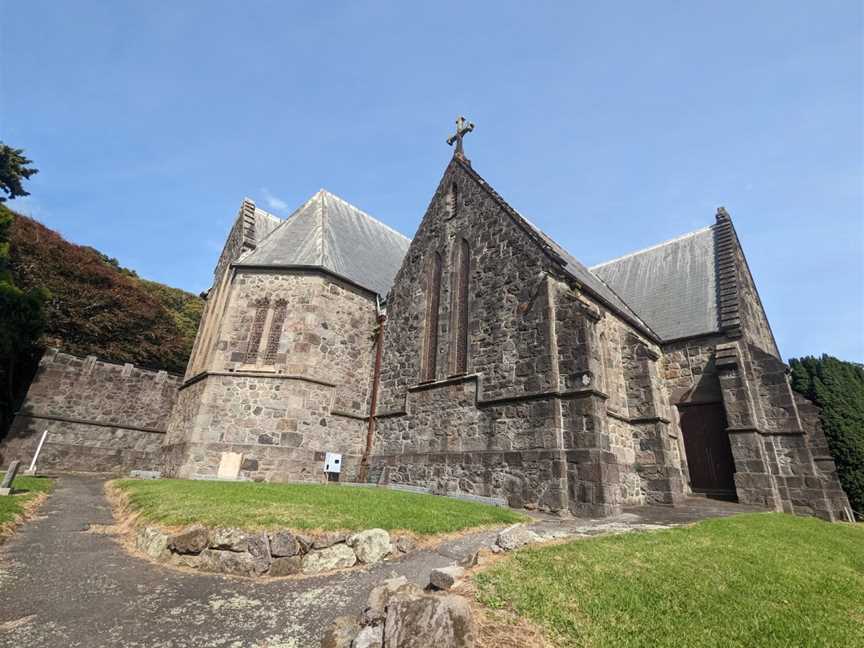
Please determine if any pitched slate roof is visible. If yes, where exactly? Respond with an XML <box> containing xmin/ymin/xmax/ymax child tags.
<box><xmin>590</xmin><ymin>226</ymin><xmax>719</xmax><ymax>341</ymax></box>
<box><xmin>251</xmin><ymin>205</ymin><xmax>282</xmax><ymax>245</ymax></box>
<box><xmin>235</xmin><ymin>189</ymin><xmax>411</xmax><ymax>296</ymax></box>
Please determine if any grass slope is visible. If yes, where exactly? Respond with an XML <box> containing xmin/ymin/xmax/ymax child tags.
<box><xmin>0</xmin><ymin>473</ymin><xmax>52</xmax><ymax>526</ymax></box>
<box><xmin>114</xmin><ymin>479</ymin><xmax>526</xmax><ymax>535</ymax></box>
<box><xmin>475</xmin><ymin>513</ymin><xmax>864</xmax><ymax>648</ymax></box>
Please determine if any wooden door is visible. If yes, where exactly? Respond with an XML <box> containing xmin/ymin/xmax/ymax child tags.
<box><xmin>679</xmin><ymin>402</ymin><xmax>737</xmax><ymax>495</ymax></box>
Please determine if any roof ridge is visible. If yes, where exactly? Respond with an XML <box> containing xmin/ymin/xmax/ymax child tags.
<box><xmin>319</xmin><ymin>189</ymin><xmax>326</xmax><ymax>265</ymax></box>
<box><xmin>318</xmin><ymin>188</ymin><xmax>411</xmax><ymax>242</ymax></box>
<box><xmin>590</xmin><ymin>225</ymin><xmax>714</xmax><ymax>270</ymax></box>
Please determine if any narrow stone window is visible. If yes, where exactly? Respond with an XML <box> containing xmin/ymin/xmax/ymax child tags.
<box><xmin>421</xmin><ymin>252</ymin><xmax>442</xmax><ymax>381</ymax></box>
<box><xmin>450</xmin><ymin>238</ymin><xmax>470</xmax><ymax>374</ymax></box>
<box><xmin>447</xmin><ymin>182</ymin><xmax>458</xmax><ymax>218</ymax></box>
<box><xmin>245</xmin><ymin>297</ymin><xmax>270</xmax><ymax>364</ymax></box>
<box><xmin>262</xmin><ymin>298</ymin><xmax>287</xmax><ymax>365</ymax></box>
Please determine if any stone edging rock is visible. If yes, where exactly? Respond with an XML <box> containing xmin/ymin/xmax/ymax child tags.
<box><xmin>136</xmin><ymin>525</ymin><xmax>415</xmax><ymax>578</ymax></box>
<box><xmin>324</xmin><ymin>575</ymin><xmax>476</xmax><ymax>648</ymax></box>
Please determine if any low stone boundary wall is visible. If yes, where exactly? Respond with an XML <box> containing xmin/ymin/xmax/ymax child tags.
<box><xmin>135</xmin><ymin>525</ymin><xmax>416</xmax><ymax>578</ymax></box>
<box><xmin>1</xmin><ymin>350</ymin><xmax>180</xmax><ymax>474</ymax></box>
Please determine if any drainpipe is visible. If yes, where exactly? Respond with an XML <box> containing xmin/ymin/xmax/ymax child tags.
<box><xmin>358</xmin><ymin>296</ymin><xmax>386</xmax><ymax>483</ymax></box>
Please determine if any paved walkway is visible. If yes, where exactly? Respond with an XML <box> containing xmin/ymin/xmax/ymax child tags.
<box><xmin>0</xmin><ymin>476</ymin><xmax>758</xmax><ymax>647</ymax></box>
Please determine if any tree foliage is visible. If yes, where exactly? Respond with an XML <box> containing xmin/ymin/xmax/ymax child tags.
<box><xmin>0</xmin><ymin>144</ymin><xmax>38</xmax><ymax>204</ymax></box>
<box><xmin>789</xmin><ymin>355</ymin><xmax>864</xmax><ymax>515</ymax></box>
<box><xmin>6</xmin><ymin>212</ymin><xmax>203</xmax><ymax>374</ymax></box>
<box><xmin>0</xmin><ymin>143</ymin><xmax>45</xmax><ymax>435</ymax></box>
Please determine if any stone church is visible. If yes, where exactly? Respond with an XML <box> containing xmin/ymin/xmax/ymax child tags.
<box><xmin>3</xmin><ymin>122</ymin><xmax>851</xmax><ymax>522</ymax></box>
<box><xmin>158</xmin><ymin>124</ymin><xmax>850</xmax><ymax>522</ymax></box>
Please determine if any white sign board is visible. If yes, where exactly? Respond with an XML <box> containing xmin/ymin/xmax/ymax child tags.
<box><xmin>324</xmin><ymin>452</ymin><xmax>342</xmax><ymax>473</ymax></box>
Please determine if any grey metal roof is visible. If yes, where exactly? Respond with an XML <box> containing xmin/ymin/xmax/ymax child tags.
<box><xmin>520</xmin><ymin>216</ymin><xmax>655</xmax><ymax>333</ymax></box>
<box><xmin>236</xmin><ymin>190</ymin><xmax>411</xmax><ymax>296</ymax></box>
<box><xmin>590</xmin><ymin>226</ymin><xmax>719</xmax><ymax>340</ymax></box>
<box><xmin>252</xmin><ymin>206</ymin><xmax>282</xmax><ymax>244</ymax></box>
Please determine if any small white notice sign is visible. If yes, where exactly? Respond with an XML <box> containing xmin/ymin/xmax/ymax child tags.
<box><xmin>324</xmin><ymin>452</ymin><xmax>342</xmax><ymax>474</ymax></box>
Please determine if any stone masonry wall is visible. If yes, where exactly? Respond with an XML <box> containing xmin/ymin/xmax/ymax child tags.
<box><xmin>373</xmin><ymin>159</ymin><xmax>569</xmax><ymax>510</ymax></box>
<box><xmin>1</xmin><ymin>349</ymin><xmax>180</xmax><ymax>473</ymax></box>
<box><xmin>371</xmin><ymin>158</ymin><xmax>687</xmax><ymax>516</ymax></box>
<box><xmin>164</xmin><ymin>270</ymin><xmax>377</xmax><ymax>482</ymax></box>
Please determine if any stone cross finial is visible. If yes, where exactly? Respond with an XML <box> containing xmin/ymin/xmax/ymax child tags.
<box><xmin>447</xmin><ymin>116</ymin><xmax>475</xmax><ymax>159</ymax></box>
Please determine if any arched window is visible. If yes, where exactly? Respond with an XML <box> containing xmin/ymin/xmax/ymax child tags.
<box><xmin>245</xmin><ymin>297</ymin><xmax>270</xmax><ymax>364</ymax></box>
<box><xmin>421</xmin><ymin>252</ymin><xmax>442</xmax><ymax>381</ymax></box>
<box><xmin>450</xmin><ymin>238</ymin><xmax>470</xmax><ymax>374</ymax></box>
<box><xmin>262</xmin><ymin>298</ymin><xmax>287</xmax><ymax>365</ymax></box>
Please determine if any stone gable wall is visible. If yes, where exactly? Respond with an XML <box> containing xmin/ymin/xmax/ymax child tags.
<box><xmin>377</xmin><ymin>161</ymin><xmax>562</xmax><ymax>414</ymax></box>
<box><xmin>1</xmin><ymin>349</ymin><xmax>180</xmax><ymax>473</ymax></box>
<box><xmin>371</xmin><ymin>160</ymin><xmax>688</xmax><ymax>514</ymax></box>
<box><xmin>732</xmin><ymin>235</ymin><xmax>780</xmax><ymax>359</ymax></box>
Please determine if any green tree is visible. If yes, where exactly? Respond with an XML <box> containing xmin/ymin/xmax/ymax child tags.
<box><xmin>789</xmin><ymin>354</ymin><xmax>864</xmax><ymax>516</ymax></box>
<box><xmin>0</xmin><ymin>144</ymin><xmax>38</xmax><ymax>204</ymax></box>
<box><xmin>0</xmin><ymin>143</ymin><xmax>45</xmax><ymax>434</ymax></box>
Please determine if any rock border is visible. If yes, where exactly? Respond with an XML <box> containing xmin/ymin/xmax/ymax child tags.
<box><xmin>135</xmin><ymin>525</ymin><xmax>414</xmax><ymax>578</ymax></box>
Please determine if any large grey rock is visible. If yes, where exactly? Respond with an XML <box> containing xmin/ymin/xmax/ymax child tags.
<box><xmin>168</xmin><ymin>525</ymin><xmax>209</xmax><ymax>554</ymax></box>
<box><xmin>496</xmin><ymin>525</ymin><xmax>541</xmax><ymax>551</ymax></box>
<box><xmin>347</xmin><ymin>529</ymin><xmax>391</xmax><ymax>564</ymax></box>
<box><xmin>209</xmin><ymin>528</ymin><xmax>249</xmax><ymax>552</ymax></box>
<box><xmin>352</xmin><ymin>625</ymin><xmax>383</xmax><ymax>648</ymax></box>
<box><xmin>199</xmin><ymin>549</ymin><xmax>269</xmax><ymax>577</ymax></box>
<box><xmin>429</xmin><ymin>566</ymin><xmax>465</xmax><ymax>591</ymax></box>
<box><xmin>313</xmin><ymin>532</ymin><xmax>348</xmax><ymax>549</ymax></box>
<box><xmin>269</xmin><ymin>556</ymin><xmax>303</xmax><ymax>577</ymax></box>
<box><xmin>364</xmin><ymin>576</ymin><xmax>410</xmax><ymax>624</ymax></box>
<box><xmin>245</xmin><ymin>532</ymin><xmax>271</xmax><ymax>561</ymax></box>
<box><xmin>321</xmin><ymin>615</ymin><xmax>359</xmax><ymax>648</ymax></box>
<box><xmin>395</xmin><ymin>536</ymin><xmax>417</xmax><ymax>553</ymax></box>
<box><xmin>269</xmin><ymin>530</ymin><xmax>300</xmax><ymax>557</ymax></box>
<box><xmin>137</xmin><ymin>527</ymin><xmax>169</xmax><ymax>559</ymax></box>
<box><xmin>301</xmin><ymin>544</ymin><xmax>357</xmax><ymax>574</ymax></box>
<box><xmin>166</xmin><ymin>552</ymin><xmax>203</xmax><ymax>570</ymax></box>
<box><xmin>384</xmin><ymin>587</ymin><xmax>476</xmax><ymax>648</ymax></box>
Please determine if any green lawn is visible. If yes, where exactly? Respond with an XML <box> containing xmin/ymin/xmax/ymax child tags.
<box><xmin>113</xmin><ymin>478</ymin><xmax>526</xmax><ymax>534</ymax></box>
<box><xmin>0</xmin><ymin>473</ymin><xmax>53</xmax><ymax>526</ymax></box>
<box><xmin>475</xmin><ymin>513</ymin><xmax>864</xmax><ymax>648</ymax></box>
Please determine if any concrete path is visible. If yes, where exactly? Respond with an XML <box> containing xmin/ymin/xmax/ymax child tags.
<box><xmin>0</xmin><ymin>476</ymin><xmax>759</xmax><ymax>647</ymax></box>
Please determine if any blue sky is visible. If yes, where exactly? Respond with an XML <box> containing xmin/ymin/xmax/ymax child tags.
<box><xmin>2</xmin><ymin>1</ymin><xmax>862</xmax><ymax>361</ymax></box>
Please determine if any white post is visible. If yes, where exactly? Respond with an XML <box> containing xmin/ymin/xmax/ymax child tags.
<box><xmin>26</xmin><ymin>430</ymin><xmax>48</xmax><ymax>475</ymax></box>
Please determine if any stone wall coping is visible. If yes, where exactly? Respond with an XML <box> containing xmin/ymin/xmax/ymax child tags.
<box><xmin>41</xmin><ymin>348</ymin><xmax>183</xmax><ymax>380</ymax></box>
<box><xmin>405</xmin><ymin>371</ymin><xmax>611</xmax><ymax>411</ymax></box>
<box><xmin>179</xmin><ymin>369</ymin><xmax>339</xmax><ymax>391</ymax></box>
<box><xmin>726</xmin><ymin>425</ymin><xmax>805</xmax><ymax>436</ymax></box>
<box><xmin>14</xmin><ymin>412</ymin><xmax>167</xmax><ymax>435</ymax></box>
